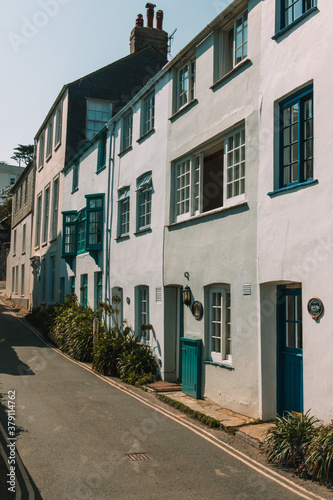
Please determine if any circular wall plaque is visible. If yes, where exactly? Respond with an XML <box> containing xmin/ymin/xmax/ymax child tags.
<box><xmin>192</xmin><ymin>301</ymin><xmax>203</xmax><ymax>320</ymax></box>
<box><xmin>307</xmin><ymin>298</ymin><xmax>323</xmax><ymax>320</ymax></box>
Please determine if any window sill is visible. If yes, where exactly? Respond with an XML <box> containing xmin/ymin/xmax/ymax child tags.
<box><xmin>169</xmin><ymin>99</ymin><xmax>198</xmax><ymax>122</ymax></box>
<box><xmin>134</xmin><ymin>228</ymin><xmax>152</xmax><ymax>236</ymax></box>
<box><xmin>54</xmin><ymin>141</ymin><xmax>61</xmax><ymax>152</ymax></box>
<box><xmin>210</xmin><ymin>58</ymin><xmax>251</xmax><ymax>90</ymax></box>
<box><xmin>118</xmin><ymin>146</ymin><xmax>133</xmax><ymax>157</ymax></box>
<box><xmin>115</xmin><ymin>235</ymin><xmax>130</xmax><ymax>242</ymax></box>
<box><xmin>71</xmin><ymin>187</ymin><xmax>79</xmax><ymax>194</ymax></box>
<box><xmin>272</xmin><ymin>7</ymin><xmax>318</xmax><ymax>40</ymax></box>
<box><xmin>22</xmin><ymin>252</ymin><xmax>26</xmax><ymax>256</ymax></box>
<box><xmin>137</xmin><ymin>128</ymin><xmax>155</xmax><ymax>144</ymax></box>
<box><xmin>204</xmin><ymin>361</ymin><xmax>234</xmax><ymax>371</ymax></box>
<box><xmin>41</xmin><ymin>242</ymin><xmax>47</xmax><ymax>248</ymax></box>
<box><xmin>96</xmin><ymin>165</ymin><xmax>106</xmax><ymax>175</ymax></box>
<box><xmin>46</xmin><ymin>154</ymin><xmax>52</xmax><ymax>163</ymax></box>
<box><xmin>168</xmin><ymin>199</ymin><xmax>248</xmax><ymax>228</ymax></box>
<box><xmin>268</xmin><ymin>179</ymin><xmax>318</xmax><ymax>197</ymax></box>
<box><xmin>49</xmin><ymin>237</ymin><xmax>57</xmax><ymax>243</ymax></box>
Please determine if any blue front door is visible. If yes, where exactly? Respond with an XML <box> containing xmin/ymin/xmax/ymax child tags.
<box><xmin>277</xmin><ymin>285</ymin><xmax>303</xmax><ymax>414</ymax></box>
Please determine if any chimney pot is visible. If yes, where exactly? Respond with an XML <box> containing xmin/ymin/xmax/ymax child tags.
<box><xmin>156</xmin><ymin>10</ymin><xmax>163</xmax><ymax>30</ymax></box>
<box><xmin>136</xmin><ymin>13</ymin><xmax>144</xmax><ymax>27</ymax></box>
<box><xmin>146</xmin><ymin>3</ymin><xmax>156</xmax><ymax>28</ymax></box>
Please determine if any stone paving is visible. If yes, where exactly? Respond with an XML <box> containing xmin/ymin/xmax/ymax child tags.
<box><xmin>147</xmin><ymin>382</ymin><xmax>275</xmax><ymax>446</ymax></box>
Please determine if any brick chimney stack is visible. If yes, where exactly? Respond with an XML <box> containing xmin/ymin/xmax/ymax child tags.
<box><xmin>130</xmin><ymin>4</ymin><xmax>168</xmax><ymax>60</ymax></box>
<box><xmin>146</xmin><ymin>3</ymin><xmax>155</xmax><ymax>28</ymax></box>
<box><xmin>156</xmin><ymin>10</ymin><xmax>163</xmax><ymax>30</ymax></box>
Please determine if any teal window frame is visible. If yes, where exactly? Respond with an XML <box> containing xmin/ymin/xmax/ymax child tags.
<box><xmin>279</xmin><ymin>86</ymin><xmax>313</xmax><ymax>189</ymax></box>
<box><xmin>62</xmin><ymin>211</ymin><xmax>77</xmax><ymax>256</ymax></box>
<box><xmin>281</xmin><ymin>0</ymin><xmax>315</xmax><ymax>29</ymax></box>
<box><xmin>97</xmin><ymin>131</ymin><xmax>107</xmax><ymax>172</ymax></box>
<box><xmin>85</xmin><ymin>194</ymin><xmax>104</xmax><ymax>250</ymax></box>
<box><xmin>143</xmin><ymin>93</ymin><xmax>155</xmax><ymax>135</ymax></box>
<box><xmin>70</xmin><ymin>276</ymin><xmax>76</xmax><ymax>296</ymax></box>
<box><xmin>80</xmin><ymin>274</ymin><xmax>88</xmax><ymax>308</ymax></box>
<box><xmin>122</xmin><ymin>113</ymin><xmax>133</xmax><ymax>151</ymax></box>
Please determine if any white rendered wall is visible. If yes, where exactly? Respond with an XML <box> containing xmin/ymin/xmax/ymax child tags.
<box><xmin>110</xmin><ymin>75</ymin><xmax>169</xmax><ymax>372</ymax></box>
<box><xmin>258</xmin><ymin>1</ymin><xmax>333</xmax><ymax>422</ymax></box>
<box><xmin>163</xmin><ymin>0</ymin><xmax>262</xmax><ymax>417</ymax></box>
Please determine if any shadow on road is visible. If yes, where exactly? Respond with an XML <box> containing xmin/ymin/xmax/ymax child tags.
<box><xmin>0</xmin><ymin>301</ymin><xmax>50</xmax><ymax>377</ymax></box>
<box><xmin>0</xmin><ymin>393</ymin><xmax>42</xmax><ymax>499</ymax></box>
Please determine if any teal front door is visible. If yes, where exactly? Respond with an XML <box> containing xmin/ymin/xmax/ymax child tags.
<box><xmin>181</xmin><ymin>338</ymin><xmax>202</xmax><ymax>399</ymax></box>
<box><xmin>277</xmin><ymin>285</ymin><xmax>303</xmax><ymax>414</ymax></box>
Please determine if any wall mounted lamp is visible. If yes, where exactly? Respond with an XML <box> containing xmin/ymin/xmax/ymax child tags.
<box><xmin>182</xmin><ymin>285</ymin><xmax>191</xmax><ymax>306</ymax></box>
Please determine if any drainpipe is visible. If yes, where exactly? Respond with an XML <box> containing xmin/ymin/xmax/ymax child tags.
<box><xmin>105</xmin><ymin>121</ymin><xmax>115</xmax><ymax>328</ymax></box>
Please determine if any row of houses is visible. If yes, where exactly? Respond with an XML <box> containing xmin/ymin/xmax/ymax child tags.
<box><xmin>6</xmin><ymin>0</ymin><xmax>333</xmax><ymax>423</ymax></box>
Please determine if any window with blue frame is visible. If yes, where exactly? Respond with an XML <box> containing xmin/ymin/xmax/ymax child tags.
<box><xmin>136</xmin><ymin>172</ymin><xmax>152</xmax><ymax>232</ymax></box>
<box><xmin>97</xmin><ymin>131</ymin><xmax>107</xmax><ymax>172</ymax></box>
<box><xmin>86</xmin><ymin>195</ymin><xmax>104</xmax><ymax>249</ymax></box>
<box><xmin>62</xmin><ymin>197</ymin><xmax>104</xmax><ymax>256</ymax></box>
<box><xmin>80</xmin><ymin>274</ymin><xmax>88</xmax><ymax>308</ymax></box>
<box><xmin>279</xmin><ymin>86</ymin><xmax>313</xmax><ymax>189</ymax></box>
<box><xmin>62</xmin><ymin>212</ymin><xmax>76</xmax><ymax>256</ymax></box>
<box><xmin>281</xmin><ymin>0</ymin><xmax>315</xmax><ymax>29</ymax></box>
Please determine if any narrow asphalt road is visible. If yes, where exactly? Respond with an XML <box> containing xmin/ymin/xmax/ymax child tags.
<box><xmin>0</xmin><ymin>297</ymin><xmax>331</xmax><ymax>500</ymax></box>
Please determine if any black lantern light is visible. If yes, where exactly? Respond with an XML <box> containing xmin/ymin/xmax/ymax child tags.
<box><xmin>182</xmin><ymin>285</ymin><xmax>191</xmax><ymax>306</ymax></box>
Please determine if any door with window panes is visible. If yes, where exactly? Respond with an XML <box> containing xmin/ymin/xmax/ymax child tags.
<box><xmin>277</xmin><ymin>285</ymin><xmax>303</xmax><ymax>414</ymax></box>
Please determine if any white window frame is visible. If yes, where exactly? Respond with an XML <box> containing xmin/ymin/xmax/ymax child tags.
<box><xmin>46</xmin><ymin>119</ymin><xmax>53</xmax><ymax>159</ymax></box>
<box><xmin>22</xmin><ymin>224</ymin><xmax>26</xmax><ymax>254</ymax></box>
<box><xmin>117</xmin><ymin>188</ymin><xmax>130</xmax><ymax>238</ymax></box>
<box><xmin>21</xmin><ymin>264</ymin><xmax>25</xmax><ymax>296</ymax></box>
<box><xmin>215</xmin><ymin>9</ymin><xmax>248</xmax><ymax>81</ymax></box>
<box><xmin>208</xmin><ymin>285</ymin><xmax>231</xmax><ymax>363</ymax></box>
<box><xmin>175</xmin><ymin>59</ymin><xmax>196</xmax><ymax>112</ymax></box>
<box><xmin>38</xmin><ymin>132</ymin><xmax>45</xmax><ymax>170</ymax></box>
<box><xmin>50</xmin><ymin>176</ymin><xmax>59</xmax><ymax>240</ymax></box>
<box><xmin>173</xmin><ymin>125</ymin><xmax>246</xmax><ymax>222</ymax></box>
<box><xmin>55</xmin><ymin>103</ymin><xmax>62</xmax><ymax>148</ymax></box>
<box><xmin>136</xmin><ymin>172</ymin><xmax>152</xmax><ymax>232</ymax></box>
<box><xmin>35</xmin><ymin>192</ymin><xmax>42</xmax><ymax>248</ymax></box>
<box><xmin>136</xmin><ymin>286</ymin><xmax>150</xmax><ymax>344</ymax></box>
<box><xmin>86</xmin><ymin>99</ymin><xmax>112</xmax><ymax>141</ymax></box>
<box><xmin>42</xmin><ymin>185</ymin><xmax>50</xmax><ymax>244</ymax></box>
<box><xmin>13</xmin><ymin>229</ymin><xmax>16</xmax><ymax>255</ymax></box>
<box><xmin>15</xmin><ymin>265</ymin><xmax>19</xmax><ymax>294</ymax></box>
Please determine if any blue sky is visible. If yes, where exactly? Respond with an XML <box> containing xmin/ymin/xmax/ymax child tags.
<box><xmin>0</xmin><ymin>0</ymin><xmax>232</xmax><ymax>164</ymax></box>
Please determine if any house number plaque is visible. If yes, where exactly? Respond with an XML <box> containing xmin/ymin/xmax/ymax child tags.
<box><xmin>307</xmin><ymin>298</ymin><xmax>323</xmax><ymax>321</ymax></box>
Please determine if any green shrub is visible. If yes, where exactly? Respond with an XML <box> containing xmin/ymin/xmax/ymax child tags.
<box><xmin>303</xmin><ymin>423</ymin><xmax>333</xmax><ymax>483</ymax></box>
<box><xmin>117</xmin><ymin>341</ymin><xmax>158</xmax><ymax>385</ymax></box>
<box><xmin>262</xmin><ymin>411</ymin><xmax>320</xmax><ymax>468</ymax></box>
<box><xmin>50</xmin><ymin>295</ymin><xmax>102</xmax><ymax>362</ymax></box>
<box><xmin>92</xmin><ymin>329</ymin><xmax>130</xmax><ymax>375</ymax></box>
